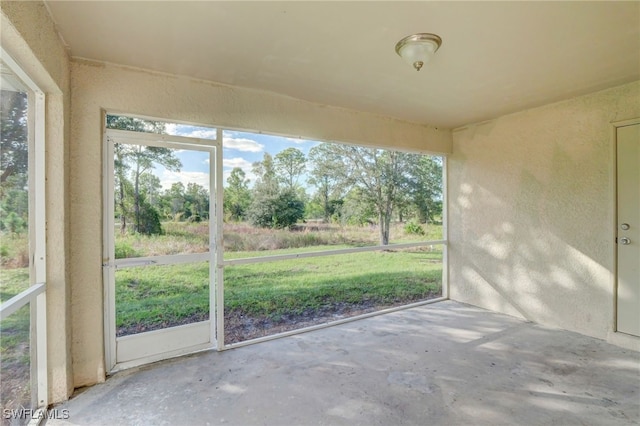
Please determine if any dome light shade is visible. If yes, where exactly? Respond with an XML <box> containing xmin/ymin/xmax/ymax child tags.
<box><xmin>395</xmin><ymin>33</ymin><xmax>442</xmax><ymax>71</ymax></box>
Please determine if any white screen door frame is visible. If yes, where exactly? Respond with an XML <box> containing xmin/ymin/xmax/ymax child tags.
<box><xmin>103</xmin><ymin>126</ymin><xmax>221</xmax><ymax>372</ymax></box>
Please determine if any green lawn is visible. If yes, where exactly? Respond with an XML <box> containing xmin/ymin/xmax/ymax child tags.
<box><xmin>116</xmin><ymin>246</ymin><xmax>443</xmax><ymax>339</ymax></box>
<box><xmin>115</xmin><ymin>262</ymin><xmax>210</xmax><ymax>335</ymax></box>
<box><xmin>0</xmin><ymin>265</ymin><xmax>30</xmax><ymax>303</ymax></box>
<box><xmin>0</xmin><ymin>268</ymin><xmax>31</xmax><ymax>361</ymax></box>
<box><xmin>0</xmin><ymin>268</ymin><xmax>32</xmax><ymax>415</ymax></box>
<box><xmin>225</xmin><ymin>248</ymin><xmax>442</xmax><ymax>317</ymax></box>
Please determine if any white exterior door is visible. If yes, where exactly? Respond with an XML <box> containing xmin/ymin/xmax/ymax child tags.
<box><xmin>617</xmin><ymin>123</ymin><xmax>640</xmax><ymax>337</ymax></box>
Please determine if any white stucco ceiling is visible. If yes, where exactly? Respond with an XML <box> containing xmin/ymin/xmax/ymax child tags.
<box><xmin>45</xmin><ymin>1</ymin><xmax>639</xmax><ymax>128</ymax></box>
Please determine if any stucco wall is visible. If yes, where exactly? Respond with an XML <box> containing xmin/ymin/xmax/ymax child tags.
<box><xmin>1</xmin><ymin>2</ymin><xmax>72</xmax><ymax>403</ymax></box>
<box><xmin>448</xmin><ymin>81</ymin><xmax>640</xmax><ymax>348</ymax></box>
<box><xmin>69</xmin><ymin>59</ymin><xmax>452</xmax><ymax>387</ymax></box>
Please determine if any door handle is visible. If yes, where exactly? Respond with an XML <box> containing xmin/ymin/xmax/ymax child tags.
<box><xmin>620</xmin><ymin>237</ymin><xmax>631</xmax><ymax>245</ymax></box>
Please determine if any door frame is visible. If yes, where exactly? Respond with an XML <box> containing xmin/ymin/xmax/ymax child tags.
<box><xmin>612</xmin><ymin>118</ymin><xmax>640</xmax><ymax>336</ymax></box>
<box><xmin>102</xmin><ymin>122</ymin><xmax>221</xmax><ymax>372</ymax></box>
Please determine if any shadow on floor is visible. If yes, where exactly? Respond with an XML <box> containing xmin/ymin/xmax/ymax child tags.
<box><xmin>47</xmin><ymin>301</ymin><xmax>639</xmax><ymax>426</ymax></box>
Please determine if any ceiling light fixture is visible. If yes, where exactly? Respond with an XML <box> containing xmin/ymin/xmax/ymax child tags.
<box><xmin>395</xmin><ymin>33</ymin><xmax>442</xmax><ymax>71</ymax></box>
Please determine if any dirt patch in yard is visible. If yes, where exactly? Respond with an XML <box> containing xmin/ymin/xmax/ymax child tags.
<box><xmin>116</xmin><ymin>292</ymin><xmax>441</xmax><ymax>343</ymax></box>
<box><xmin>224</xmin><ymin>292</ymin><xmax>441</xmax><ymax>344</ymax></box>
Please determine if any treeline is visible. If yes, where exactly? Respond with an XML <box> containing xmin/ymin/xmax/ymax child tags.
<box><xmin>0</xmin><ymin>90</ymin><xmax>29</xmax><ymax>235</ymax></box>
<box><xmin>109</xmin><ymin>116</ymin><xmax>209</xmax><ymax>235</ymax></box>
<box><xmin>107</xmin><ymin>116</ymin><xmax>443</xmax><ymax>245</ymax></box>
<box><xmin>226</xmin><ymin>145</ymin><xmax>442</xmax><ymax>245</ymax></box>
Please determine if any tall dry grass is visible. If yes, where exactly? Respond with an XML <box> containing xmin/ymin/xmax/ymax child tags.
<box><xmin>0</xmin><ymin>232</ymin><xmax>29</xmax><ymax>268</ymax></box>
<box><xmin>223</xmin><ymin>222</ymin><xmax>351</xmax><ymax>251</ymax></box>
<box><xmin>113</xmin><ymin>220</ymin><xmax>443</xmax><ymax>258</ymax></box>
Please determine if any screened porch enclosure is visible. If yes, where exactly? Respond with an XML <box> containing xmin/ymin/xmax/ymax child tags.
<box><xmin>2</xmin><ymin>1</ymin><xmax>639</xmax><ymax>415</ymax></box>
<box><xmin>102</xmin><ymin>115</ymin><xmax>447</xmax><ymax>368</ymax></box>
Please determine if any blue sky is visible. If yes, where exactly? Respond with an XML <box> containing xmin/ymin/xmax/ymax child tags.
<box><xmin>153</xmin><ymin>123</ymin><xmax>321</xmax><ymax>192</ymax></box>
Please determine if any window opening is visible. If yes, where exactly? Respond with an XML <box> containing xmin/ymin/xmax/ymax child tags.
<box><xmin>106</xmin><ymin>114</ymin><xmax>217</xmax><ymax>140</ymax></box>
<box><xmin>104</xmin><ymin>115</ymin><xmax>446</xmax><ymax>357</ymax></box>
<box><xmin>222</xmin><ymin>130</ymin><xmax>445</xmax><ymax>344</ymax></box>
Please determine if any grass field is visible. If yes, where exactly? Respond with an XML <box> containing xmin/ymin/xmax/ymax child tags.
<box><xmin>114</xmin><ymin>221</ymin><xmax>443</xmax><ymax>258</ymax></box>
<box><xmin>224</xmin><ymin>248</ymin><xmax>441</xmax><ymax>317</ymax></box>
<box><xmin>0</xmin><ymin>268</ymin><xmax>32</xmax><ymax>420</ymax></box>
<box><xmin>116</xmin><ymin>247</ymin><xmax>442</xmax><ymax>342</ymax></box>
<box><xmin>115</xmin><ymin>219</ymin><xmax>443</xmax><ymax>343</ymax></box>
<box><xmin>224</xmin><ymin>247</ymin><xmax>442</xmax><ymax>342</ymax></box>
<box><xmin>2</xmin><ymin>220</ymin><xmax>443</xmax><ymax>376</ymax></box>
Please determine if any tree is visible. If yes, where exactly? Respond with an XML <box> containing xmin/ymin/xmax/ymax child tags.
<box><xmin>0</xmin><ymin>177</ymin><xmax>28</xmax><ymax>229</ymax></box>
<box><xmin>248</xmin><ymin>153</ymin><xmax>304</xmax><ymax>229</ymax></box>
<box><xmin>308</xmin><ymin>144</ymin><xmax>348</xmax><ymax>222</ymax></box>
<box><xmin>2</xmin><ymin>211</ymin><xmax>25</xmax><ymax>235</ymax></box>
<box><xmin>185</xmin><ymin>182</ymin><xmax>209</xmax><ymax>221</ymax></box>
<box><xmin>248</xmin><ymin>187</ymin><xmax>304</xmax><ymax>229</ymax></box>
<box><xmin>113</xmin><ymin>143</ymin><xmax>181</xmax><ymax>234</ymax></box>
<box><xmin>113</xmin><ymin>143</ymin><xmax>132</xmax><ymax>234</ymax></box>
<box><xmin>324</xmin><ymin>145</ymin><xmax>413</xmax><ymax>245</ymax></box>
<box><xmin>0</xmin><ymin>90</ymin><xmax>28</xmax><ymax>186</ymax></box>
<box><xmin>107</xmin><ymin>116</ymin><xmax>182</xmax><ymax>235</ymax></box>
<box><xmin>139</xmin><ymin>173</ymin><xmax>162</xmax><ymax>208</ymax></box>
<box><xmin>272</xmin><ymin>189</ymin><xmax>305</xmax><ymax>228</ymax></box>
<box><xmin>252</xmin><ymin>153</ymin><xmax>278</xmax><ymax>192</ymax></box>
<box><xmin>106</xmin><ymin>115</ymin><xmax>165</xmax><ymax>134</ymax></box>
<box><xmin>165</xmin><ymin>182</ymin><xmax>186</xmax><ymax>221</ymax></box>
<box><xmin>1</xmin><ymin>90</ymin><xmax>29</xmax><ymax>237</ymax></box>
<box><xmin>340</xmin><ymin>187</ymin><xmax>375</xmax><ymax>226</ymax></box>
<box><xmin>248</xmin><ymin>153</ymin><xmax>278</xmax><ymax>228</ymax></box>
<box><xmin>136</xmin><ymin>198</ymin><xmax>163</xmax><ymax>235</ymax></box>
<box><xmin>409</xmin><ymin>156</ymin><xmax>443</xmax><ymax>223</ymax></box>
<box><xmin>130</xmin><ymin>145</ymin><xmax>181</xmax><ymax>233</ymax></box>
<box><xmin>274</xmin><ymin>147</ymin><xmax>306</xmax><ymax>190</ymax></box>
<box><xmin>224</xmin><ymin>167</ymin><xmax>251</xmax><ymax>221</ymax></box>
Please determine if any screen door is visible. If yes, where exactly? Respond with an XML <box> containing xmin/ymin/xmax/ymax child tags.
<box><xmin>103</xmin><ymin>128</ymin><xmax>218</xmax><ymax>370</ymax></box>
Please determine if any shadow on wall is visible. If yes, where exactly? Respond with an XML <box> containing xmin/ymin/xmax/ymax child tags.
<box><xmin>449</xmin><ymin>123</ymin><xmax>612</xmax><ymax>338</ymax></box>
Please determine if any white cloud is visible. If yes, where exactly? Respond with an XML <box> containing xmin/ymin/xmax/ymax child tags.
<box><xmin>164</xmin><ymin>123</ymin><xmax>217</xmax><ymax>140</ymax></box>
<box><xmin>285</xmin><ymin>137</ymin><xmax>315</xmax><ymax>144</ymax></box>
<box><xmin>185</xmin><ymin>129</ymin><xmax>217</xmax><ymax>139</ymax></box>
<box><xmin>164</xmin><ymin>123</ymin><xmax>179</xmax><ymax>135</ymax></box>
<box><xmin>223</xmin><ymin>137</ymin><xmax>264</xmax><ymax>152</ymax></box>
<box><xmin>160</xmin><ymin>170</ymin><xmax>210</xmax><ymax>191</ymax></box>
<box><xmin>223</xmin><ymin>157</ymin><xmax>252</xmax><ymax>170</ymax></box>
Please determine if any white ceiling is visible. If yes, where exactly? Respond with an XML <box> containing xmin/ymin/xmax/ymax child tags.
<box><xmin>45</xmin><ymin>1</ymin><xmax>640</xmax><ymax>129</ymax></box>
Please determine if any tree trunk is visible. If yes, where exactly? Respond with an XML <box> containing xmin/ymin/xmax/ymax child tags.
<box><xmin>323</xmin><ymin>183</ymin><xmax>330</xmax><ymax>222</ymax></box>
<box><xmin>379</xmin><ymin>210</ymin><xmax>390</xmax><ymax>246</ymax></box>
<box><xmin>118</xmin><ymin>178</ymin><xmax>127</xmax><ymax>235</ymax></box>
<box><xmin>134</xmin><ymin>162</ymin><xmax>141</xmax><ymax>233</ymax></box>
<box><xmin>115</xmin><ymin>148</ymin><xmax>127</xmax><ymax>235</ymax></box>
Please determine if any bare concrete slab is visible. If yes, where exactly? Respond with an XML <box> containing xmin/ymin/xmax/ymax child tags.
<box><xmin>47</xmin><ymin>301</ymin><xmax>639</xmax><ymax>425</ymax></box>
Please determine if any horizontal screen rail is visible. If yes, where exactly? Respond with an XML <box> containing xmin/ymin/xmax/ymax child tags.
<box><xmin>223</xmin><ymin>240</ymin><xmax>446</xmax><ymax>266</ymax></box>
<box><xmin>108</xmin><ymin>252</ymin><xmax>210</xmax><ymax>269</ymax></box>
<box><xmin>105</xmin><ymin>128</ymin><xmax>219</xmax><ymax>149</ymax></box>
<box><xmin>0</xmin><ymin>282</ymin><xmax>46</xmax><ymax>321</ymax></box>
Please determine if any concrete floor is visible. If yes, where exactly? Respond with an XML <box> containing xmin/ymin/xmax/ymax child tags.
<box><xmin>48</xmin><ymin>301</ymin><xmax>639</xmax><ymax>426</ymax></box>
